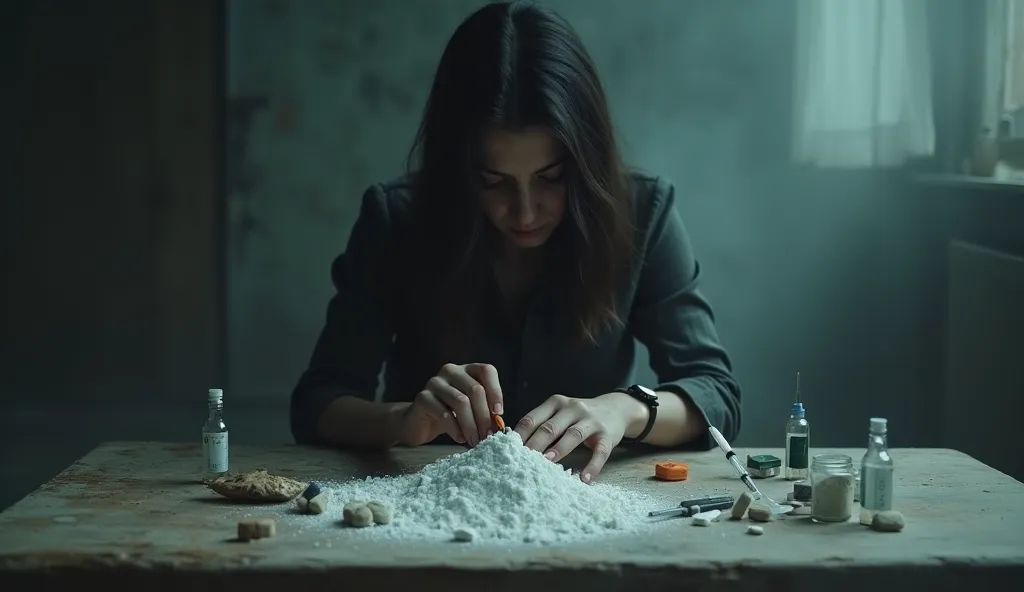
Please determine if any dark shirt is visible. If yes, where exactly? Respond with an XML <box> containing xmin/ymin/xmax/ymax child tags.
<box><xmin>290</xmin><ymin>172</ymin><xmax>742</xmax><ymax>450</ymax></box>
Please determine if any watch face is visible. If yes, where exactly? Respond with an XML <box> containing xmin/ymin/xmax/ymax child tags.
<box><xmin>634</xmin><ymin>385</ymin><xmax>658</xmax><ymax>399</ymax></box>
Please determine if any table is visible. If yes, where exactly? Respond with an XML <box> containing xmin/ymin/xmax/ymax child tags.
<box><xmin>0</xmin><ymin>442</ymin><xmax>1021</xmax><ymax>591</ymax></box>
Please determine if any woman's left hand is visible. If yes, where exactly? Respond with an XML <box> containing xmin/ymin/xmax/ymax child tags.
<box><xmin>514</xmin><ymin>393</ymin><xmax>633</xmax><ymax>483</ymax></box>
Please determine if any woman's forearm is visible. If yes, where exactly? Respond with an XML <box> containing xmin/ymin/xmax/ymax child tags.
<box><xmin>604</xmin><ymin>389</ymin><xmax>704</xmax><ymax>447</ymax></box>
<box><xmin>648</xmin><ymin>389</ymin><xmax>704</xmax><ymax>446</ymax></box>
<box><xmin>315</xmin><ymin>395</ymin><xmax>408</xmax><ymax>450</ymax></box>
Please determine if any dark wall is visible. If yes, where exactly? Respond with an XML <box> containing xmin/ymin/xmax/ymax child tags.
<box><xmin>914</xmin><ymin>180</ymin><xmax>1024</xmax><ymax>449</ymax></box>
<box><xmin>1</xmin><ymin>0</ymin><xmax>223</xmax><ymax>404</ymax></box>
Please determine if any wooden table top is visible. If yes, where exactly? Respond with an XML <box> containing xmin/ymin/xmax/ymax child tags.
<box><xmin>0</xmin><ymin>441</ymin><xmax>1022</xmax><ymax>591</ymax></box>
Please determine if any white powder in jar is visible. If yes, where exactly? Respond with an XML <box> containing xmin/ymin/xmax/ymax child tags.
<box><xmin>811</xmin><ymin>473</ymin><xmax>855</xmax><ymax>521</ymax></box>
<box><xmin>320</xmin><ymin>430</ymin><xmax>650</xmax><ymax>544</ymax></box>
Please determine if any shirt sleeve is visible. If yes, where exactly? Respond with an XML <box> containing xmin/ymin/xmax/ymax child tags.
<box><xmin>629</xmin><ymin>177</ymin><xmax>743</xmax><ymax>450</ymax></box>
<box><xmin>289</xmin><ymin>184</ymin><xmax>397</xmax><ymax>445</ymax></box>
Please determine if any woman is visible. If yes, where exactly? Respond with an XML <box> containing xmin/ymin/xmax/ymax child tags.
<box><xmin>290</xmin><ymin>1</ymin><xmax>741</xmax><ymax>482</ymax></box>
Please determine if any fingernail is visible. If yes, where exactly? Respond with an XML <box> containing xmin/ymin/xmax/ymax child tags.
<box><xmin>582</xmin><ymin>472</ymin><xmax>592</xmax><ymax>483</ymax></box>
<box><xmin>493</xmin><ymin>403</ymin><xmax>503</xmax><ymax>414</ymax></box>
<box><xmin>544</xmin><ymin>451</ymin><xmax>556</xmax><ymax>460</ymax></box>
<box><xmin>443</xmin><ymin>411</ymin><xmax>450</xmax><ymax>419</ymax></box>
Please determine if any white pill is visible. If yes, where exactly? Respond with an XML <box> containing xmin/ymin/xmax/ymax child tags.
<box><xmin>237</xmin><ymin>518</ymin><xmax>275</xmax><ymax>541</ymax></box>
<box><xmin>691</xmin><ymin>509</ymin><xmax>721</xmax><ymax>526</ymax></box>
<box><xmin>307</xmin><ymin>492</ymin><xmax>329</xmax><ymax>515</ymax></box>
<box><xmin>747</xmin><ymin>505</ymin><xmax>774</xmax><ymax>522</ymax></box>
<box><xmin>731</xmin><ymin>491</ymin><xmax>753</xmax><ymax>519</ymax></box>
<box><xmin>366</xmin><ymin>500</ymin><xmax>393</xmax><ymax>525</ymax></box>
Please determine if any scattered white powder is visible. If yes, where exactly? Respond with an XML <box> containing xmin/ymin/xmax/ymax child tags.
<box><xmin>320</xmin><ymin>430</ymin><xmax>650</xmax><ymax>545</ymax></box>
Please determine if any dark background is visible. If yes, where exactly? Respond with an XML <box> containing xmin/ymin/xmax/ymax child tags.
<box><xmin>2</xmin><ymin>0</ymin><xmax>1022</xmax><ymax>511</ymax></box>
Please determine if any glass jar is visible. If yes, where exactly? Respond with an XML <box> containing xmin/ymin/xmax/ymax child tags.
<box><xmin>810</xmin><ymin>453</ymin><xmax>855</xmax><ymax>522</ymax></box>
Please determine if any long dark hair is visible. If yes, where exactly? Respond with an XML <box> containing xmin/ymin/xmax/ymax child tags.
<box><xmin>407</xmin><ymin>0</ymin><xmax>634</xmax><ymax>358</ymax></box>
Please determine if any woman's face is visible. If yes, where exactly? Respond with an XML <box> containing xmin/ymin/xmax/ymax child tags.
<box><xmin>477</xmin><ymin>126</ymin><xmax>568</xmax><ymax>250</ymax></box>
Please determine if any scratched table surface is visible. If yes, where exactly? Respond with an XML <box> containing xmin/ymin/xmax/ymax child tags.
<box><xmin>0</xmin><ymin>442</ymin><xmax>1022</xmax><ymax>592</ymax></box>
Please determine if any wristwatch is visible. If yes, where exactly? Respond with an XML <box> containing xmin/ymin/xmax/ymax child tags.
<box><xmin>618</xmin><ymin>384</ymin><xmax>659</xmax><ymax>444</ymax></box>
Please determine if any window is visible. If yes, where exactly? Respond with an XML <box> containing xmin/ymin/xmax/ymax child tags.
<box><xmin>791</xmin><ymin>0</ymin><xmax>935</xmax><ymax>169</ymax></box>
<box><xmin>999</xmin><ymin>0</ymin><xmax>1024</xmax><ymax>136</ymax></box>
<box><xmin>994</xmin><ymin>0</ymin><xmax>1024</xmax><ymax>138</ymax></box>
<box><xmin>981</xmin><ymin>0</ymin><xmax>1024</xmax><ymax>182</ymax></box>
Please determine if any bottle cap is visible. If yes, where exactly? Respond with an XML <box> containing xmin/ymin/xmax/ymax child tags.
<box><xmin>791</xmin><ymin>402</ymin><xmax>805</xmax><ymax>418</ymax></box>
<box><xmin>869</xmin><ymin>417</ymin><xmax>887</xmax><ymax>433</ymax></box>
<box><xmin>208</xmin><ymin>388</ymin><xmax>223</xmax><ymax>402</ymax></box>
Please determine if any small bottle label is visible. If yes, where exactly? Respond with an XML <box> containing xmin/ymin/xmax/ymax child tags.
<box><xmin>860</xmin><ymin>468</ymin><xmax>893</xmax><ymax>511</ymax></box>
<box><xmin>203</xmin><ymin>432</ymin><xmax>229</xmax><ymax>473</ymax></box>
<box><xmin>787</xmin><ymin>435</ymin><xmax>809</xmax><ymax>469</ymax></box>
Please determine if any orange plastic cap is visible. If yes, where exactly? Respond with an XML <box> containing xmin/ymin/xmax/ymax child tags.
<box><xmin>654</xmin><ymin>461</ymin><xmax>689</xmax><ymax>481</ymax></box>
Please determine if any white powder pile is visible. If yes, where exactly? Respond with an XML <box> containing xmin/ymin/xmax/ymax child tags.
<box><xmin>323</xmin><ymin>430</ymin><xmax>649</xmax><ymax>544</ymax></box>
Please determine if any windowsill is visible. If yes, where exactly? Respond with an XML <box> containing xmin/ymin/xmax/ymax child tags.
<box><xmin>914</xmin><ymin>173</ymin><xmax>1024</xmax><ymax>193</ymax></box>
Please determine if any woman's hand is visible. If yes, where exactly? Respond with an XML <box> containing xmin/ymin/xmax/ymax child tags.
<box><xmin>400</xmin><ymin>363</ymin><xmax>504</xmax><ymax>447</ymax></box>
<box><xmin>514</xmin><ymin>393</ymin><xmax>638</xmax><ymax>483</ymax></box>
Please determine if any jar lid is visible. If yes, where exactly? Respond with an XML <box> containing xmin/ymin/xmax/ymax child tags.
<box><xmin>746</xmin><ymin>454</ymin><xmax>782</xmax><ymax>470</ymax></box>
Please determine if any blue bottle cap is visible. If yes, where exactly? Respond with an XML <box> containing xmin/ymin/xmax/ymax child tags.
<box><xmin>791</xmin><ymin>402</ymin><xmax>805</xmax><ymax>418</ymax></box>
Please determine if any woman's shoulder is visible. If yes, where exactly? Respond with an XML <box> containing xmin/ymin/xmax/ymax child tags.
<box><xmin>361</xmin><ymin>173</ymin><xmax>416</xmax><ymax>209</ymax></box>
<box><xmin>356</xmin><ymin>173</ymin><xmax>418</xmax><ymax>231</ymax></box>
<box><xmin>626</xmin><ymin>168</ymin><xmax>679</xmax><ymax>230</ymax></box>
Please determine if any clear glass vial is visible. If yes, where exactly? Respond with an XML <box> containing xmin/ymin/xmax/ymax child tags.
<box><xmin>784</xmin><ymin>402</ymin><xmax>810</xmax><ymax>480</ymax></box>
<box><xmin>810</xmin><ymin>453</ymin><xmax>855</xmax><ymax>523</ymax></box>
<box><xmin>859</xmin><ymin>417</ymin><xmax>894</xmax><ymax>525</ymax></box>
<box><xmin>202</xmin><ymin>388</ymin><xmax>229</xmax><ymax>476</ymax></box>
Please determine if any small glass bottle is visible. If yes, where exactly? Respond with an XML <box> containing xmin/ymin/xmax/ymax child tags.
<box><xmin>859</xmin><ymin>417</ymin><xmax>894</xmax><ymax>525</ymax></box>
<box><xmin>202</xmin><ymin>388</ymin><xmax>229</xmax><ymax>476</ymax></box>
<box><xmin>784</xmin><ymin>373</ymin><xmax>809</xmax><ymax>480</ymax></box>
<box><xmin>810</xmin><ymin>453</ymin><xmax>855</xmax><ymax>523</ymax></box>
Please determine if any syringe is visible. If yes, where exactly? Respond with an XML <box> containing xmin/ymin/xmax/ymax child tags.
<box><xmin>708</xmin><ymin>426</ymin><xmax>764</xmax><ymax>501</ymax></box>
<box><xmin>708</xmin><ymin>426</ymin><xmax>791</xmax><ymax>514</ymax></box>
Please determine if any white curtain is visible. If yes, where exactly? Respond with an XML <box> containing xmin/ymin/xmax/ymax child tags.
<box><xmin>985</xmin><ymin>0</ymin><xmax>1024</xmax><ymax>134</ymax></box>
<box><xmin>792</xmin><ymin>0</ymin><xmax>935</xmax><ymax>168</ymax></box>
<box><xmin>1006</xmin><ymin>0</ymin><xmax>1024</xmax><ymax>112</ymax></box>
<box><xmin>980</xmin><ymin>0</ymin><xmax>1009</xmax><ymax>135</ymax></box>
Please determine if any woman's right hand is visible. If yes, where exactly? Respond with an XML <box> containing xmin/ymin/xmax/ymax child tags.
<box><xmin>400</xmin><ymin>363</ymin><xmax>504</xmax><ymax>447</ymax></box>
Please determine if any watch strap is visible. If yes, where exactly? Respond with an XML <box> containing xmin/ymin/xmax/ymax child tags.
<box><xmin>619</xmin><ymin>384</ymin><xmax>658</xmax><ymax>444</ymax></box>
